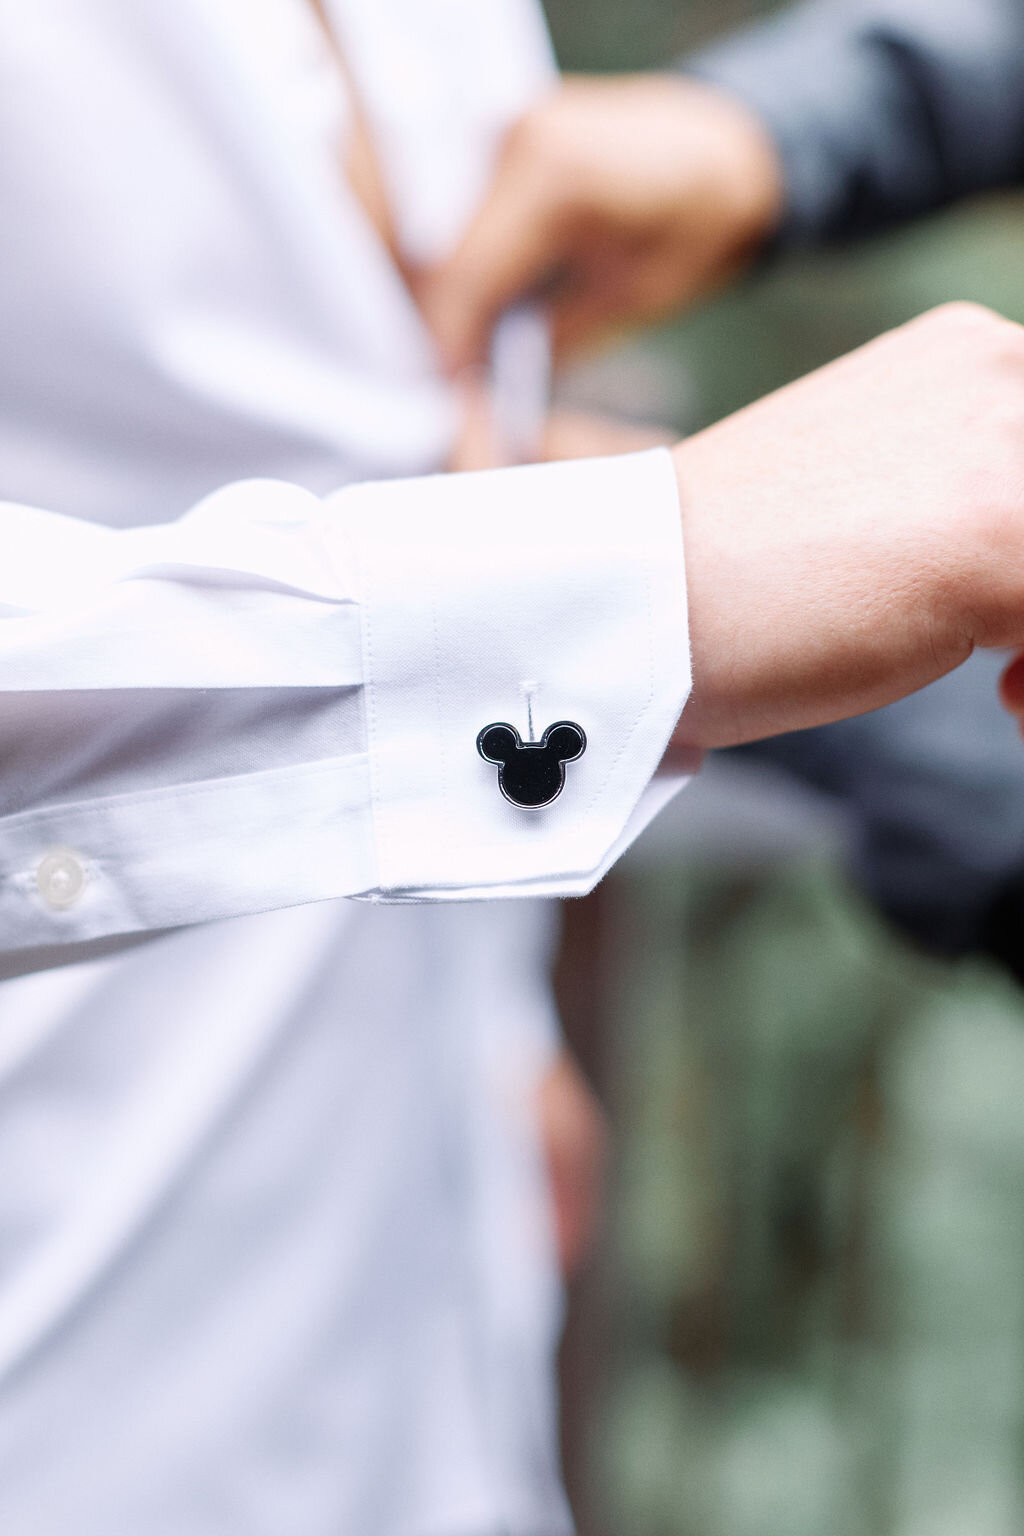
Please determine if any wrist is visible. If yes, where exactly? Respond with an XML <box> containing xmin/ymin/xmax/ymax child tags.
<box><xmin>670</xmin><ymin>432</ymin><xmax>751</xmax><ymax>751</ymax></box>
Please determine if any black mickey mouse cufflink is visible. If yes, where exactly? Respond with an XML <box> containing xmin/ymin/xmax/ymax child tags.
<box><xmin>477</xmin><ymin>720</ymin><xmax>587</xmax><ymax>808</ymax></box>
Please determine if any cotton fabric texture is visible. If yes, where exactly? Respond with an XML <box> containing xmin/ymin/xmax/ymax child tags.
<box><xmin>0</xmin><ymin>1</ymin><xmax>690</xmax><ymax>1531</ymax></box>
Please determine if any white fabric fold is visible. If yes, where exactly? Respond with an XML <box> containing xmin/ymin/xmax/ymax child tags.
<box><xmin>0</xmin><ymin>449</ymin><xmax>690</xmax><ymax>952</ymax></box>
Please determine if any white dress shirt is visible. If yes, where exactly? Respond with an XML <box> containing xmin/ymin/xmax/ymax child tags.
<box><xmin>0</xmin><ymin>1</ymin><xmax>691</xmax><ymax>1531</ymax></box>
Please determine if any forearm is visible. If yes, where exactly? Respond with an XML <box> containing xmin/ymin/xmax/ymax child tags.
<box><xmin>684</xmin><ymin>0</ymin><xmax>1024</xmax><ymax>245</ymax></box>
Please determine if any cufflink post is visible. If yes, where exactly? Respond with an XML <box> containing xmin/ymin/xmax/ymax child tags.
<box><xmin>521</xmin><ymin>680</ymin><xmax>539</xmax><ymax>743</ymax></box>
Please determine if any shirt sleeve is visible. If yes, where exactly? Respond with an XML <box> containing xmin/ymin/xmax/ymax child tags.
<box><xmin>0</xmin><ymin>448</ymin><xmax>691</xmax><ymax>959</ymax></box>
<box><xmin>683</xmin><ymin>0</ymin><xmax>1024</xmax><ymax>246</ymax></box>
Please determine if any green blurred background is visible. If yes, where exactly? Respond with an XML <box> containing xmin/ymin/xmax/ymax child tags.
<box><xmin>540</xmin><ymin>3</ymin><xmax>1024</xmax><ymax>1535</ymax></box>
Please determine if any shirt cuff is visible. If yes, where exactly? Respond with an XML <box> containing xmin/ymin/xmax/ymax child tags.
<box><xmin>325</xmin><ymin>447</ymin><xmax>692</xmax><ymax>900</ymax></box>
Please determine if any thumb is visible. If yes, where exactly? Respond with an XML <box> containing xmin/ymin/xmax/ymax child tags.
<box><xmin>1000</xmin><ymin>650</ymin><xmax>1024</xmax><ymax>726</ymax></box>
<box><xmin>417</xmin><ymin>141</ymin><xmax>570</xmax><ymax>372</ymax></box>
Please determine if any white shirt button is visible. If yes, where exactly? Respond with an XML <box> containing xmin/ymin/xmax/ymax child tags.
<box><xmin>36</xmin><ymin>847</ymin><xmax>87</xmax><ymax>910</ymax></box>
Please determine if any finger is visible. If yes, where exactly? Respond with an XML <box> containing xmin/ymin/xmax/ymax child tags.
<box><xmin>541</xmin><ymin>253</ymin><xmax>639</xmax><ymax>359</ymax></box>
<box><xmin>537</xmin><ymin>1051</ymin><xmax>606</xmax><ymax>1279</ymax></box>
<box><xmin>999</xmin><ymin>650</ymin><xmax>1024</xmax><ymax>718</ymax></box>
<box><xmin>546</xmin><ymin>239</ymin><xmax>670</xmax><ymax>359</ymax></box>
<box><xmin>550</xmin><ymin>289</ymin><xmax>632</xmax><ymax>360</ymax></box>
<box><xmin>550</xmin><ymin>237</ymin><xmax>718</xmax><ymax>358</ymax></box>
<box><xmin>418</xmin><ymin>145</ymin><xmax>571</xmax><ymax>372</ymax></box>
<box><xmin>446</xmin><ymin>368</ymin><xmax>500</xmax><ymax>472</ymax></box>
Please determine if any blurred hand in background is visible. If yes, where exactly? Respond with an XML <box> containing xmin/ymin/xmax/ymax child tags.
<box><xmin>448</xmin><ymin>378</ymin><xmax>672</xmax><ymax>471</ymax></box>
<box><xmin>538</xmin><ymin>1050</ymin><xmax>608</xmax><ymax>1279</ymax></box>
<box><xmin>420</xmin><ymin>74</ymin><xmax>783</xmax><ymax>367</ymax></box>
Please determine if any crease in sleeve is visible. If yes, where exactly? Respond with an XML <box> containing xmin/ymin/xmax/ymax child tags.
<box><xmin>0</xmin><ymin>755</ymin><xmax>377</xmax><ymax>953</ymax></box>
<box><xmin>0</xmin><ymin>477</ymin><xmax>374</xmax><ymax>958</ymax></box>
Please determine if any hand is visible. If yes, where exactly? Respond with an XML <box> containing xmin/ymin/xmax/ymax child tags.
<box><xmin>448</xmin><ymin>378</ymin><xmax>672</xmax><ymax>473</ymax></box>
<box><xmin>540</xmin><ymin>408</ymin><xmax>672</xmax><ymax>461</ymax></box>
<box><xmin>420</xmin><ymin>74</ymin><xmax>782</xmax><ymax>368</ymax></box>
<box><xmin>537</xmin><ymin>1049</ymin><xmax>606</xmax><ymax>1279</ymax></box>
<box><xmin>673</xmin><ymin>303</ymin><xmax>1024</xmax><ymax>748</ymax></box>
<box><xmin>999</xmin><ymin>651</ymin><xmax>1024</xmax><ymax>731</ymax></box>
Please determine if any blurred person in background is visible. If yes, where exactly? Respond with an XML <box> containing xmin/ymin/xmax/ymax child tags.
<box><xmin>427</xmin><ymin>0</ymin><xmax>1024</xmax><ymax>981</ymax></box>
<box><xmin>10</xmin><ymin>4</ymin><xmax>1024</xmax><ymax>1536</ymax></box>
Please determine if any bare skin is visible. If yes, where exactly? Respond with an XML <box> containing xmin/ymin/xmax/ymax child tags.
<box><xmin>672</xmin><ymin>302</ymin><xmax>1024</xmax><ymax>748</ymax></box>
<box><xmin>304</xmin><ymin>4</ymin><xmax>646</xmax><ymax>473</ymax></box>
<box><xmin>1000</xmin><ymin>653</ymin><xmax>1024</xmax><ymax>728</ymax></box>
<box><xmin>419</xmin><ymin>73</ymin><xmax>783</xmax><ymax>366</ymax></box>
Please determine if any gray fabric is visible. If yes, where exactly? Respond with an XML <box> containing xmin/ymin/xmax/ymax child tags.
<box><xmin>734</xmin><ymin>653</ymin><xmax>1024</xmax><ymax>970</ymax></box>
<box><xmin>686</xmin><ymin>0</ymin><xmax>1024</xmax><ymax>244</ymax></box>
